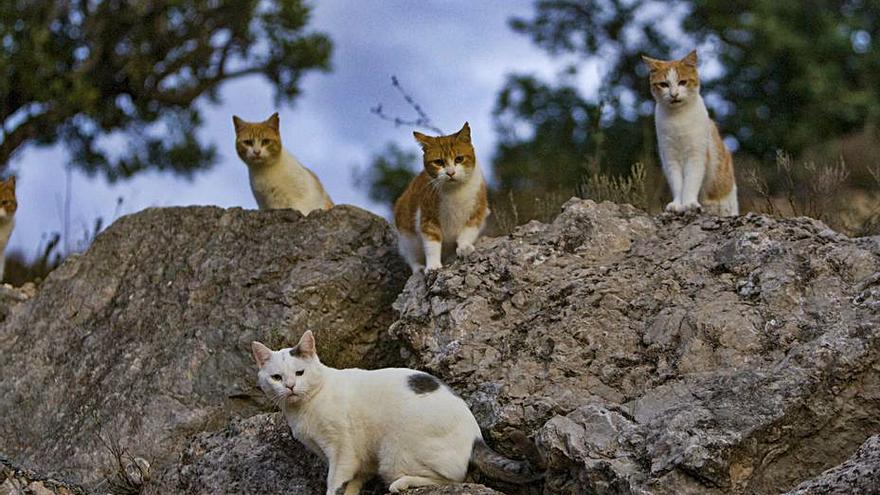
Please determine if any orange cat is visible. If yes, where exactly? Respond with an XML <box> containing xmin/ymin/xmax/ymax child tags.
<box><xmin>0</xmin><ymin>176</ymin><xmax>17</xmax><ymax>282</ymax></box>
<box><xmin>233</xmin><ymin>113</ymin><xmax>333</xmax><ymax>214</ymax></box>
<box><xmin>394</xmin><ymin>123</ymin><xmax>489</xmax><ymax>273</ymax></box>
<box><xmin>642</xmin><ymin>50</ymin><xmax>738</xmax><ymax>215</ymax></box>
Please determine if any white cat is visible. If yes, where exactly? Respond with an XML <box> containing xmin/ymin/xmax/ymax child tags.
<box><xmin>233</xmin><ymin>113</ymin><xmax>333</xmax><ymax>214</ymax></box>
<box><xmin>251</xmin><ymin>331</ymin><xmax>540</xmax><ymax>495</ymax></box>
<box><xmin>643</xmin><ymin>50</ymin><xmax>738</xmax><ymax>216</ymax></box>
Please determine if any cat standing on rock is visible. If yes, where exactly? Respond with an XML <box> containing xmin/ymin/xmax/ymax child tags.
<box><xmin>251</xmin><ymin>331</ymin><xmax>541</xmax><ymax>495</ymax></box>
<box><xmin>0</xmin><ymin>177</ymin><xmax>17</xmax><ymax>282</ymax></box>
<box><xmin>643</xmin><ymin>50</ymin><xmax>738</xmax><ymax>216</ymax></box>
<box><xmin>394</xmin><ymin>122</ymin><xmax>489</xmax><ymax>273</ymax></box>
<box><xmin>233</xmin><ymin>112</ymin><xmax>333</xmax><ymax>214</ymax></box>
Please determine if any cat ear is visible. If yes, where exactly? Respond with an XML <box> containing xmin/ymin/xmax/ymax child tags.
<box><xmin>296</xmin><ymin>330</ymin><xmax>317</xmax><ymax>357</ymax></box>
<box><xmin>413</xmin><ymin>131</ymin><xmax>432</xmax><ymax>149</ymax></box>
<box><xmin>232</xmin><ymin>115</ymin><xmax>245</xmax><ymax>133</ymax></box>
<box><xmin>681</xmin><ymin>50</ymin><xmax>698</xmax><ymax>67</ymax></box>
<box><xmin>454</xmin><ymin>122</ymin><xmax>471</xmax><ymax>143</ymax></box>
<box><xmin>641</xmin><ymin>55</ymin><xmax>664</xmax><ymax>72</ymax></box>
<box><xmin>251</xmin><ymin>341</ymin><xmax>273</xmax><ymax>368</ymax></box>
<box><xmin>266</xmin><ymin>112</ymin><xmax>280</xmax><ymax>132</ymax></box>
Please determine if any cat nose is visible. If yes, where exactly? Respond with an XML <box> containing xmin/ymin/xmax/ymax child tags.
<box><xmin>253</xmin><ymin>149</ymin><xmax>262</xmax><ymax>156</ymax></box>
<box><xmin>446</xmin><ymin>169</ymin><xmax>456</xmax><ymax>177</ymax></box>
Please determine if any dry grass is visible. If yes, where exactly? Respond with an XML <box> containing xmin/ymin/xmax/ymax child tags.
<box><xmin>578</xmin><ymin>160</ymin><xmax>650</xmax><ymax>210</ymax></box>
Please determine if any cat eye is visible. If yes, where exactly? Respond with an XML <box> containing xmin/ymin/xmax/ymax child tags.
<box><xmin>678</xmin><ymin>80</ymin><xmax>687</xmax><ymax>87</ymax></box>
<box><xmin>432</xmin><ymin>159</ymin><xmax>444</xmax><ymax>167</ymax></box>
<box><xmin>295</xmin><ymin>370</ymin><xmax>305</xmax><ymax>376</ymax></box>
<box><xmin>658</xmin><ymin>82</ymin><xmax>669</xmax><ymax>89</ymax></box>
<box><xmin>454</xmin><ymin>156</ymin><xmax>464</xmax><ymax>164</ymax></box>
<box><xmin>271</xmin><ymin>374</ymin><xmax>282</xmax><ymax>381</ymax></box>
<box><xmin>244</xmin><ymin>139</ymin><xmax>254</xmax><ymax>146</ymax></box>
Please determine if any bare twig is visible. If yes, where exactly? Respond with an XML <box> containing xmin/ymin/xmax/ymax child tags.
<box><xmin>371</xmin><ymin>76</ymin><xmax>443</xmax><ymax>134</ymax></box>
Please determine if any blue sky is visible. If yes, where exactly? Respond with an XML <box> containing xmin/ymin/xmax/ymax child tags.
<box><xmin>8</xmin><ymin>1</ymin><xmax>603</xmax><ymax>258</ymax></box>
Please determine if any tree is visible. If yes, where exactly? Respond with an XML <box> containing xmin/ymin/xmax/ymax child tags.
<box><xmin>495</xmin><ymin>0</ymin><xmax>880</xmax><ymax>193</ymax></box>
<box><xmin>0</xmin><ymin>0</ymin><xmax>332</xmax><ymax>180</ymax></box>
<box><xmin>354</xmin><ymin>142</ymin><xmax>419</xmax><ymax>206</ymax></box>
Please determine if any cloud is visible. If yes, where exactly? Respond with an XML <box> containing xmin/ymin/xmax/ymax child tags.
<box><xmin>8</xmin><ymin>1</ymin><xmax>572</xmax><ymax>258</ymax></box>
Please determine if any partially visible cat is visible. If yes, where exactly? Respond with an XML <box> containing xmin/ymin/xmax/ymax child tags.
<box><xmin>252</xmin><ymin>331</ymin><xmax>540</xmax><ymax>495</ymax></box>
<box><xmin>0</xmin><ymin>176</ymin><xmax>17</xmax><ymax>282</ymax></box>
<box><xmin>393</xmin><ymin>123</ymin><xmax>489</xmax><ymax>273</ymax></box>
<box><xmin>642</xmin><ymin>50</ymin><xmax>738</xmax><ymax>216</ymax></box>
<box><xmin>233</xmin><ymin>113</ymin><xmax>333</xmax><ymax>214</ymax></box>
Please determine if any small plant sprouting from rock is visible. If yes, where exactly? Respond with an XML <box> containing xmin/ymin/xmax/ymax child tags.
<box><xmin>95</xmin><ymin>431</ymin><xmax>151</xmax><ymax>495</ymax></box>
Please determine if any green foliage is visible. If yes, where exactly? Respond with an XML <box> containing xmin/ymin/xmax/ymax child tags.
<box><xmin>493</xmin><ymin>0</ymin><xmax>880</xmax><ymax>205</ymax></box>
<box><xmin>354</xmin><ymin>142</ymin><xmax>419</xmax><ymax>206</ymax></box>
<box><xmin>0</xmin><ymin>0</ymin><xmax>332</xmax><ymax>180</ymax></box>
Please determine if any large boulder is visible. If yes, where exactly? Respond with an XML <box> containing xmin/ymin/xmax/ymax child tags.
<box><xmin>0</xmin><ymin>206</ymin><xmax>408</xmax><ymax>486</ymax></box>
<box><xmin>390</xmin><ymin>199</ymin><xmax>880</xmax><ymax>494</ymax></box>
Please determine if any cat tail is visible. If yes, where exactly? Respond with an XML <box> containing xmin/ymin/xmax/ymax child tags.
<box><xmin>470</xmin><ymin>436</ymin><xmax>544</xmax><ymax>484</ymax></box>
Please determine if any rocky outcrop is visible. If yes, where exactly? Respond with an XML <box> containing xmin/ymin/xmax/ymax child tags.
<box><xmin>394</xmin><ymin>485</ymin><xmax>507</xmax><ymax>495</ymax></box>
<box><xmin>391</xmin><ymin>199</ymin><xmax>880</xmax><ymax>494</ymax></box>
<box><xmin>149</xmin><ymin>413</ymin><xmax>326</xmax><ymax>495</ymax></box>
<box><xmin>0</xmin><ymin>206</ymin><xmax>408</xmax><ymax>487</ymax></box>
<box><xmin>783</xmin><ymin>434</ymin><xmax>880</xmax><ymax>494</ymax></box>
<box><xmin>0</xmin><ymin>456</ymin><xmax>88</xmax><ymax>495</ymax></box>
<box><xmin>2</xmin><ymin>200</ymin><xmax>879</xmax><ymax>495</ymax></box>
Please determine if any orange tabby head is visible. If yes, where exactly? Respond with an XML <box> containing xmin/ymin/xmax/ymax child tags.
<box><xmin>642</xmin><ymin>50</ymin><xmax>700</xmax><ymax>108</ymax></box>
<box><xmin>0</xmin><ymin>176</ymin><xmax>16</xmax><ymax>219</ymax></box>
<box><xmin>233</xmin><ymin>113</ymin><xmax>283</xmax><ymax>167</ymax></box>
<box><xmin>413</xmin><ymin>123</ymin><xmax>476</xmax><ymax>185</ymax></box>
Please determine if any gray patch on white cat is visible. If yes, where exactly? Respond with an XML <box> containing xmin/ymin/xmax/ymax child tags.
<box><xmin>289</xmin><ymin>345</ymin><xmax>306</xmax><ymax>358</ymax></box>
<box><xmin>408</xmin><ymin>373</ymin><xmax>440</xmax><ymax>394</ymax></box>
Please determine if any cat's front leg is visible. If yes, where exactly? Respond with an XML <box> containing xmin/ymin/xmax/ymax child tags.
<box><xmin>662</xmin><ymin>160</ymin><xmax>686</xmax><ymax>213</ymax></box>
<box><xmin>681</xmin><ymin>150</ymin><xmax>707</xmax><ymax>211</ymax></box>
<box><xmin>326</xmin><ymin>456</ymin><xmax>361</xmax><ymax>495</ymax></box>
<box><xmin>420</xmin><ymin>217</ymin><xmax>443</xmax><ymax>272</ymax></box>
<box><xmin>455</xmin><ymin>226</ymin><xmax>481</xmax><ymax>258</ymax></box>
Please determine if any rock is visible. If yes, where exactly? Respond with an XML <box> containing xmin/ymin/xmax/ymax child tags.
<box><xmin>0</xmin><ymin>206</ymin><xmax>408</xmax><ymax>486</ymax></box>
<box><xmin>390</xmin><ymin>199</ymin><xmax>880</xmax><ymax>494</ymax></box>
<box><xmin>148</xmin><ymin>413</ymin><xmax>326</xmax><ymax>495</ymax></box>
<box><xmin>782</xmin><ymin>434</ymin><xmax>880</xmax><ymax>494</ymax></box>
<box><xmin>0</xmin><ymin>456</ymin><xmax>89</xmax><ymax>495</ymax></box>
<box><xmin>0</xmin><ymin>283</ymin><xmax>34</xmax><ymax>323</ymax></box>
<box><xmin>389</xmin><ymin>484</ymin><xmax>505</xmax><ymax>495</ymax></box>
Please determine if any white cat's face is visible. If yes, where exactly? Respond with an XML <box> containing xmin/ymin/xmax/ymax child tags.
<box><xmin>252</xmin><ymin>332</ymin><xmax>323</xmax><ymax>406</ymax></box>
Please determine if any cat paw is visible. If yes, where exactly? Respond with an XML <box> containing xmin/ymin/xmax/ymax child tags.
<box><xmin>683</xmin><ymin>201</ymin><xmax>703</xmax><ymax>212</ymax></box>
<box><xmin>665</xmin><ymin>201</ymin><xmax>685</xmax><ymax>213</ymax></box>
<box><xmin>456</xmin><ymin>244</ymin><xmax>475</xmax><ymax>258</ymax></box>
<box><xmin>388</xmin><ymin>480</ymin><xmax>407</xmax><ymax>493</ymax></box>
<box><xmin>424</xmin><ymin>261</ymin><xmax>443</xmax><ymax>272</ymax></box>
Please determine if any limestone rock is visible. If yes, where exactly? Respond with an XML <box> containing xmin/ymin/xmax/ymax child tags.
<box><xmin>0</xmin><ymin>456</ymin><xmax>89</xmax><ymax>495</ymax></box>
<box><xmin>0</xmin><ymin>206</ymin><xmax>407</xmax><ymax>486</ymax></box>
<box><xmin>390</xmin><ymin>199</ymin><xmax>880</xmax><ymax>494</ymax></box>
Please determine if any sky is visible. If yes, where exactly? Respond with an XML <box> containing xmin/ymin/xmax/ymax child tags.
<box><xmin>8</xmin><ymin>1</ymin><xmax>603</xmax><ymax>259</ymax></box>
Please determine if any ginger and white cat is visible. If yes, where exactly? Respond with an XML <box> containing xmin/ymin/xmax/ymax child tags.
<box><xmin>0</xmin><ymin>177</ymin><xmax>17</xmax><ymax>282</ymax></box>
<box><xmin>233</xmin><ymin>113</ymin><xmax>333</xmax><ymax>214</ymax></box>
<box><xmin>252</xmin><ymin>331</ymin><xmax>539</xmax><ymax>495</ymax></box>
<box><xmin>643</xmin><ymin>50</ymin><xmax>738</xmax><ymax>216</ymax></box>
<box><xmin>394</xmin><ymin>123</ymin><xmax>489</xmax><ymax>273</ymax></box>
